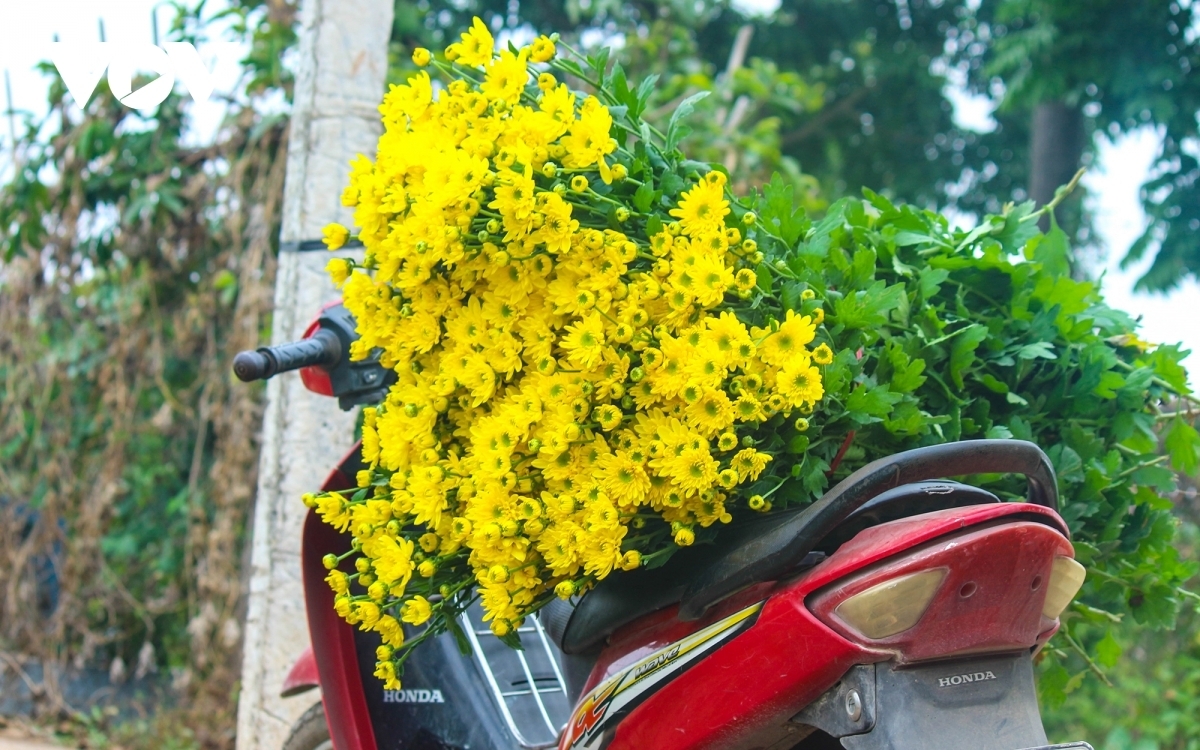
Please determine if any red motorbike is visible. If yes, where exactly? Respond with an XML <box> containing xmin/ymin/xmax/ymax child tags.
<box><xmin>235</xmin><ymin>303</ymin><xmax>1094</xmax><ymax>750</ymax></box>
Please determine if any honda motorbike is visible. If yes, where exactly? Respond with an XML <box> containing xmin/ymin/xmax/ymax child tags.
<box><xmin>234</xmin><ymin>302</ymin><xmax>1094</xmax><ymax>750</ymax></box>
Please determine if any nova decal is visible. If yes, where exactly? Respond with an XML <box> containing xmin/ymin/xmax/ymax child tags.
<box><xmin>561</xmin><ymin>602</ymin><xmax>763</xmax><ymax>750</ymax></box>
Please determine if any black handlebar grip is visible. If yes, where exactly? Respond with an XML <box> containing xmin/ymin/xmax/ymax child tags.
<box><xmin>232</xmin><ymin>329</ymin><xmax>342</xmax><ymax>382</ymax></box>
<box><xmin>233</xmin><ymin>350</ymin><xmax>272</xmax><ymax>381</ymax></box>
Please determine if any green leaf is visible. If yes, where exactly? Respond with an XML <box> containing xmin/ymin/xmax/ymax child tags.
<box><xmin>1132</xmin><ymin>464</ymin><xmax>1176</xmax><ymax>493</ymax></box>
<box><xmin>660</xmin><ymin>170</ymin><xmax>685</xmax><ymax>198</ymax></box>
<box><xmin>780</xmin><ymin>281</ymin><xmax>803</xmax><ymax>312</ymax></box>
<box><xmin>1049</xmin><ymin>444</ymin><xmax>1084</xmax><ymax>483</ymax></box>
<box><xmin>846</xmin><ymin>385</ymin><xmax>902</xmax><ymax>422</ymax></box>
<box><xmin>823</xmin><ymin>349</ymin><xmax>858</xmax><ymax>395</ymax></box>
<box><xmin>666</xmin><ymin>91</ymin><xmax>710</xmax><ymax>152</ymax></box>
<box><xmin>884</xmin><ymin>344</ymin><xmax>927</xmax><ymax>394</ymax></box>
<box><xmin>1145</xmin><ymin>344</ymin><xmax>1193</xmax><ymax>395</ymax></box>
<box><xmin>801</xmin><ymin>457</ymin><xmax>831</xmax><ymax>496</ymax></box>
<box><xmin>1094</xmin><ymin>631</ymin><xmax>1122</xmax><ymax>669</ymax></box>
<box><xmin>760</xmin><ymin>172</ymin><xmax>809</xmax><ymax>246</ymax></box>
<box><xmin>1038</xmin><ymin>664</ymin><xmax>1070</xmax><ymax>708</ymax></box>
<box><xmin>918</xmin><ymin>267</ymin><xmax>950</xmax><ymax>300</ymax></box>
<box><xmin>985</xmin><ymin>425</ymin><xmax>1013</xmax><ymax>439</ymax></box>
<box><xmin>1026</xmin><ymin>213</ymin><xmax>1072</xmax><ymax>277</ymax></box>
<box><xmin>632</xmin><ymin>74</ymin><xmax>659</xmax><ymax>119</ymax></box>
<box><xmin>833</xmin><ymin>280</ymin><xmax>906</xmax><ymax>329</ymax></box>
<box><xmin>445</xmin><ymin>614</ymin><xmax>473</xmax><ymax>656</ymax></box>
<box><xmin>893</xmin><ymin>231</ymin><xmax>939</xmax><ymax>247</ymax></box>
<box><xmin>1016</xmin><ymin>341</ymin><xmax>1057</xmax><ymax>360</ymax></box>
<box><xmin>993</xmin><ymin>201</ymin><xmax>1039</xmax><ymax>254</ymax></box>
<box><xmin>849</xmin><ymin>247</ymin><xmax>877</xmax><ymax>288</ymax></box>
<box><xmin>979</xmin><ymin>374</ymin><xmax>1009</xmax><ymax>394</ymax></box>
<box><xmin>632</xmin><ymin>180</ymin><xmax>656</xmax><ymax>213</ymax></box>
<box><xmin>755</xmin><ymin>262</ymin><xmax>773</xmax><ymax>293</ymax></box>
<box><xmin>588</xmin><ymin>47</ymin><xmax>611</xmax><ymax>82</ymax></box>
<box><xmin>949</xmin><ymin>324</ymin><xmax>989</xmax><ymax>389</ymax></box>
<box><xmin>788</xmin><ymin>435</ymin><xmax>810</xmax><ymax>454</ymax></box>
<box><xmin>1165</xmin><ymin>417</ymin><xmax>1200</xmax><ymax>475</ymax></box>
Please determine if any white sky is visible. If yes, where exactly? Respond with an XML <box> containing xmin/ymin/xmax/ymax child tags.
<box><xmin>1</xmin><ymin>0</ymin><xmax>1196</xmax><ymax>384</ymax></box>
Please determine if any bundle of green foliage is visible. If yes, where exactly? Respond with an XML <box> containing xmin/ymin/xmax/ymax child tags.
<box><xmin>735</xmin><ymin>173</ymin><xmax>1199</xmax><ymax>700</ymax></box>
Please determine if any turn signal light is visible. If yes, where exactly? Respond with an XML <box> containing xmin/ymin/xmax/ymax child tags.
<box><xmin>1041</xmin><ymin>556</ymin><xmax>1086</xmax><ymax>619</ymax></box>
<box><xmin>834</xmin><ymin>568</ymin><xmax>947</xmax><ymax>639</ymax></box>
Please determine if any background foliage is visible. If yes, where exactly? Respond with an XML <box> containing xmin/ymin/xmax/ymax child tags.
<box><xmin>0</xmin><ymin>0</ymin><xmax>1197</xmax><ymax>748</ymax></box>
<box><xmin>0</xmin><ymin>1</ymin><xmax>294</xmax><ymax>746</ymax></box>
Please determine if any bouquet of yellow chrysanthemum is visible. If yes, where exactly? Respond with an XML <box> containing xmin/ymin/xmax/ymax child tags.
<box><xmin>308</xmin><ymin>18</ymin><xmax>833</xmax><ymax>689</ymax></box>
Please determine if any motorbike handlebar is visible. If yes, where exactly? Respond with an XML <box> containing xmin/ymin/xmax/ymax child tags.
<box><xmin>678</xmin><ymin>439</ymin><xmax>1060</xmax><ymax>620</ymax></box>
<box><xmin>233</xmin><ymin>329</ymin><xmax>342</xmax><ymax>382</ymax></box>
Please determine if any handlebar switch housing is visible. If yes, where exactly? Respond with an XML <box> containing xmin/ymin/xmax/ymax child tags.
<box><xmin>311</xmin><ymin>304</ymin><xmax>395</xmax><ymax>411</ymax></box>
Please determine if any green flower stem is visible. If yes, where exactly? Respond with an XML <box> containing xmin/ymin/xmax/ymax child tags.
<box><xmin>1023</xmin><ymin>167</ymin><xmax>1087</xmax><ymax>224</ymax></box>
<box><xmin>431</xmin><ymin>59</ymin><xmax>483</xmax><ymax>87</ymax></box>
<box><xmin>1060</xmin><ymin>624</ymin><xmax>1114</xmax><ymax>687</ymax></box>
<box><xmin>1116</xmin><ymin>454</ymin><xmax>1169</xmax><ymax>479</ymax></box>
<box><xmin>1070</xmin><ymin>601</ymin><xmax>1124</xmax><ymax>623</ymax></box>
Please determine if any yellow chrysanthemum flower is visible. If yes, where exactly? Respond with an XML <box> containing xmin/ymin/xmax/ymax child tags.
<box><xmin>323</xmin><ymin>222</ymin><xmax>350</xmax><ymax>250</ymax></box>
<box><xmin>530</xmin><ymin>35</ymin><xmax>556</xmax><ymax>63</ymax></box>
<box><xmin>669</xmin><ymin>173</ymin><xmax>729</xmax><ymax>237</ymax></box>
<box><xmin>561</xmin><ymin>312</ymin><xmax>606</xmax><ymax>370</ymax></box>
<box><xmin>776</xmin><ymin>358</ymin><xmax>824</xmax><ymax>408</ymax></box>
<box><xmin>450</xmin><ymin>17</ymin><xmax>494</xmax><ymax>67</ymax></box>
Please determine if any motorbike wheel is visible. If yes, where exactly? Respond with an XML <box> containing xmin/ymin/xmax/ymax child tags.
<box><xmin>283</xmin><ymin>701</ymin><xmax>332</xmax><ymax>750</ymax></box>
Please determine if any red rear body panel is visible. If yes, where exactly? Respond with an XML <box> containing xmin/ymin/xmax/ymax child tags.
<box><xmin>563</xmin><ymin>502</ymin><xmax>1074</xmax><ymax>750</ymax></box>
<box><xmin>809</xmin><ymin>519</ymin><xmax>1072</xmax><ymax>661</ymax></box>
<box><xmin>280</xmin><ymin>644</ymin><xmax>320</xmax><ymax>697</ymax></box>
<box><xmin>301</xmin><ymin>442</ymin><xmax>1073</xmax><ymax>750</ymax></box>
<box><xmin>298</xmin><ymin>441</ymin><xmax>377</xmax><ymax>750</ymax></box>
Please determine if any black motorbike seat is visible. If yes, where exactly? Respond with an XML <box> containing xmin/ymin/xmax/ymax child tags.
<box><xmin>542</xmin><ymin>481</ymin><xmax>999</xmax><ymax>656</ymax></box>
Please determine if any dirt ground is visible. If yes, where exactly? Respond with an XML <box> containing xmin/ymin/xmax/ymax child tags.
<box><xmin>0</xmin><ymin>740</ymin><xmax>61</xmax><ymax>750</ymax></box>
<box><xmin>0</xmin><ymin>723</ymin><xmax>62</xmax><ymax>750</ymax></box>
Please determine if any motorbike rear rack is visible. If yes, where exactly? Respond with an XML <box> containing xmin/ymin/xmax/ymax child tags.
<box><xmin>461</xmin><ymin>604</ymin><xmax>571</xmax><ymax>749</ymax></box>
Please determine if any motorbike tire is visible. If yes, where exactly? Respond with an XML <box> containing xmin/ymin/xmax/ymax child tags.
<box><xmin>283</xmin><ymin>701</ymin><xmax>332</xmax><ymax>750</ymax></box>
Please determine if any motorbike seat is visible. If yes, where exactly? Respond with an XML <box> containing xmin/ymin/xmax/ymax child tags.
<box><xmin>541</xmin><ymin>481</ymin><xmax>999</xmax><ymax>656</ymax></box>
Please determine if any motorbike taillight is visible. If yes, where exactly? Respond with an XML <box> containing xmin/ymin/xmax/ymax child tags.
<box><xmin>808</xmin><ymin>520</ymin><xmax>1083</xmax><ymax>662</ymax></box>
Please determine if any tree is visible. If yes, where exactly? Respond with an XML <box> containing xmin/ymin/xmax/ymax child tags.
<box><xmin>0</xmin><ymin>2</ymin><xmax>294</xmax><ymax>746</ymax></box>
<box><xmin>958</xmin><ymin>0</ymin><xmax>1200</xmax><ymax>290</ymax></box>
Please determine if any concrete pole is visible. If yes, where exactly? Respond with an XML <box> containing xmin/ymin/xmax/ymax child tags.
<box><xmin>236</xmin><ymin>2</ymin><xmax>392</xmax><ymax>749</ymax></box>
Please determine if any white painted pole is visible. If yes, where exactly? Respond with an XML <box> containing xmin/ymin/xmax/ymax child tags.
<box><xmin>236</xmin><ymin>2</ymin><xmax>392</xmax><ymax>749</ymax></box>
